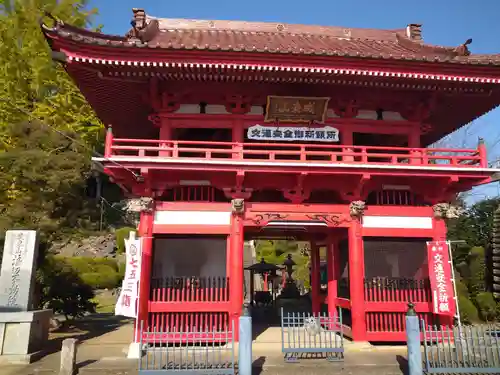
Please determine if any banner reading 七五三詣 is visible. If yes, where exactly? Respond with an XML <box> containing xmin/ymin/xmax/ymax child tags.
<box><xmin>427</xmin><ymin>241</ymin><xmax>456</xmax><ymax>316</ymax></box>
<box><xmin>115</xmin><ymin>232</ymin><xmax>142</xmax><ymax>318</ymax></box>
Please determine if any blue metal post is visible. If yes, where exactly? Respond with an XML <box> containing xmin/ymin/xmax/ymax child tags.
<box><xmin>406</xmin><ymin>302</ymin><xmax>423</xmax><ymax>375</ymax></box>
<box><xmin>238</xmin><ymin>304</ymin><xmax>252</xmax><ymax>375</ymax></box>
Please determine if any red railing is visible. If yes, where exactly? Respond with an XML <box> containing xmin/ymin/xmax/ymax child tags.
<box><xmin>148</xmin><ymin>311</ymin><xmax>231</xmax><ymax>333</ymax></box>
<box><xmin>364</xmin><ymin>277</ymin><xmax>432</xmax><ymax>303</ymax></box>
<box><xmin>105</xmin><ymin>137</ymin><xmax>487</xmax><ymax>168</ymax></box>
<box><xmin>150</xmin><ymin>276</ymin><xmax>230</xmax><ymax>303</ymax></box>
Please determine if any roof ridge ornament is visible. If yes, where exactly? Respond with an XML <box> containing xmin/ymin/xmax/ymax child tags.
<box><xmin>126</xmin><ymin>8</ymin><xmax>159</xmax><ymax>43</ymax></box>
<box><xmin>454</xmin><ymin>38</ymin><xmax>472</xmax><ymax>57</ymax></box>
<box><xmin>406</xmin><ymin>23</ymin><xmax>422</xmax><ymax>42</ymax></box>
<box><xmin>40</xmin><ymin>12</ymin><xmax>64</xmax><ymax>31</ymax></box>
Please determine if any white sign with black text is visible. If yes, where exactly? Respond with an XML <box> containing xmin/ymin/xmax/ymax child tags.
<box><xmin>247</xmin><ymin>125</ymin><xmax>339</xmax><ymax>142</ymax></box>
<box><xmin>115</xmin><ymin>232</ymin><xmax>142</xmax><ymax>318</ymax></box>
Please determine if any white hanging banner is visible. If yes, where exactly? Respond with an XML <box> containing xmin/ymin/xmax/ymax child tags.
<box><xmin>115</xmin><ymin>232</ymin><xmax>142</xmax><ymax>318</ymax></box>
<box><xmin>247</xmin><ymin>124</ymin><xmax>339</xmax><ymax>142</ymax></box>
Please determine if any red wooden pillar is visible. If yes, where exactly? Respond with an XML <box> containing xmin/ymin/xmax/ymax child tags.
<box><xmin>310</xmin><ymin>242</ymin><xmax>321</xmax><ymax>315</ymax></box>
<box><xmin>327</xmin><ymin>235</ymin><xmax>339</xmax><ymax>317</ymax></box>
<box><xmin>230</xmin><ymin>203</ymin><xmax>244</xmax><ymax>339</ymax></box>
<box><xmin>104</xmin><ymin>126</ymin><xmax>113</xmax><ymax>158</ymax></box>
<box><xmin>136</xmin><ymin>207</ymin><xmax>154</xmax><ymax>340</ymax></box>
<box><xmin>342</xmin><ymin>130</ymin><xmax>354</xmax><ymax>162</ymax></box>
<box><xmin>159</xmin><ymin>116</ymin><xmax>172</xmax><ymax>157</ymax></box>
<box><xmin>232</xmin><ymin>119</ymin><xmax>244</xmax><ymax>159</ymax></box>
<box><xmin>408</xmin><ymin>126</ymin><xmax>421</xmax><ymax>164</ymax></box>
<box><xmin>348</xmin><ymin>220</ymin><xmax>367</xmax><ymax>341</ymax></box>
<box><xmin>478</xmin><ymin>137</ymin><xmax>487</xmax><ymax>168</ymax></box>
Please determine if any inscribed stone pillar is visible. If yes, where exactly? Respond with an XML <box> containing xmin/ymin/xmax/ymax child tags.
<box><xmin>0</xmin><ymin>230</ymin><xmax>39</xmax><ymax>311</ymax></box>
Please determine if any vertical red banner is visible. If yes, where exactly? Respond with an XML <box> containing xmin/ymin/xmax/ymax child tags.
<box><xmin>427</xmin><ymin>241</ymin><xmax>455</xmax><ymax>316</ymax></box>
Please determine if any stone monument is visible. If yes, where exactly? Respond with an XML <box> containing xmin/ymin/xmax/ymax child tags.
<box><xmin>0</xmin><ymin>230</ymin><xmax>52</xmax><ymax>364</ymax></box>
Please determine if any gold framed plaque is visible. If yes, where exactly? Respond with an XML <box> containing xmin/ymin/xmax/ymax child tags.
<box><xmin>264</xmin><ymin>96</ymin><xmax>330</xmax><ymax>123</ymax></box>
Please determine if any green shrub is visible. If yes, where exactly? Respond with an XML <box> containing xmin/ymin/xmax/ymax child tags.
<box><xmin>458</xmin><ymin>296</ymin><xmax>479</xmax><ymax>324</ymax></box>
<box><xmin>65</xmin><ymin>257</ymin><xmax>94</xmax><ymax>273</ymax></box>
<box><xmin>475</xmin><ymin>292</ymin><xmax>498</xmax><ymax>321</ymax></box>
<box><xmin>455</xmin><ymin>278</ymin><xmax>469</xmax><ymax>298</ymax></box>
<box><xmin>36</xmin><ymin>255</ymin><xmax>96</xmax><ymax>320</ymax></box>
<box><xmin>468</xmin><ymin>246</ymin><xmax>486</xmax><ymax>297</ymax></box>
<box><xmin>64</xmin><ymin>256</ymin><xmax>118</xmax><ymax>273</ymax></box>
<box><xmin>80</xmin><ymin>269</ymin><xmax>121</xmax><ymax>289</ymax></box>
<box><xmin>117</xmin><ymin>261</ymin><xmax>126</xmax><ymax>279</ymax></box>
<box><xmin>115</xmin><ymin>227</ymin><xmax>137</xmax><ymax>254</ymax></box>
<box><xmin>92</xmin><ymin>258</ymin><xmax>119</xmax><ymax>272</ymax></box>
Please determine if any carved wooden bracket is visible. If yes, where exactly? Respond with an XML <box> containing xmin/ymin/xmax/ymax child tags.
<box><xmin>225</xmin><ymin>95</ymin><xmax>252</xmax><ymax>114</ymax></box>
<box><xmin>283</xmin><ymin>189</ymin><xmax>311</xmax><ymax>204</ymax></box>
<box><xmin>148</xmin><ymin>78</ymin><xmax>182</xmax><ymax>113</ymax></box>
<box><xmin>333</xmin><ymin>100</ymin><xmax>359</xmax><ymax>118</ymax></box>
<box><xmin>224</xmin><ymin>188</ymin><xmax>253</xmax><ymax>200</ymax></box>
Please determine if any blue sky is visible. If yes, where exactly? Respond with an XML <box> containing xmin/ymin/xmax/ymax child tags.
<box><xmin>89</xmin><ymin>0</ymin><xmax>500</xmax><ymax>203</ymax></box>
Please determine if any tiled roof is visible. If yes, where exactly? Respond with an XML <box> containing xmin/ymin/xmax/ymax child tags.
<box><xmin>42</xmin><ymin>9</ymin><xmax>500</xmax><ymax>66</ymax></box>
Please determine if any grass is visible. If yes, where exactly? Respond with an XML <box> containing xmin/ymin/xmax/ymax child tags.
<box><xmin>92</xmin><ymin>290</ymin><xmax>118</xmax><ymax>313</ymax></box>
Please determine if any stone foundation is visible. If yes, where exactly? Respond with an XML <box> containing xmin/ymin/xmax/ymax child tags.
<box><xmin>0</xmin><ymin>309</ymin><xmax>53</xmax><ymax>364</ymax></box>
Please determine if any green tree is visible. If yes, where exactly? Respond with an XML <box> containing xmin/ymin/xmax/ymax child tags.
<box><xmin>0</xmin><ymin>1</ymin><xmax>105</xmax><ymax>245</ymax></box>
<box><xmin>0</xmin><ymin>121</ymin><xmax>102</xmax><ymax>241</ymax></box>
<box><xmin>256</xmin><ymin>240</ymin><xmax>310</xmax><ymax>288</ymax></box>
<box><xmin>36</xmin><ymin>255</ymin><xmax>96</xmax><ymax>320</ymax></box>
<box><xmin>448</xmin><ymin>198</ymin><xmax>500</xmax><ymax>255</ymax></box>
<box><xmin>468</xmin><ymin>246</ymin><xmax>487</xmax><ymax>297</ymax></box>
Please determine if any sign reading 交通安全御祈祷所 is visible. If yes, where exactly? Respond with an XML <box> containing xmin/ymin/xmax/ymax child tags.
<box><xmin>427</xmin><ymin>241</ymin><xmax>456</xmax><ymax>317</ymax></box>
<box><xmin>247</xmin><ymin>125</ymin><xmax>339</xmax><ymax>142</ymax></box>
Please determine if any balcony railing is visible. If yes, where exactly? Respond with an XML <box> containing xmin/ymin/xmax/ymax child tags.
<box><xmin>104</xmin><ymin>136</ymin><xmax>487</xmax><ymax>169</ymax></box>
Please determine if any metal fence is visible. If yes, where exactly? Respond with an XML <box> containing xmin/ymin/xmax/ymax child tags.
<box><xmin>280</xmin><ymin>308</ymin><xmax>344</xmax><ymax>363</ymax></box>
<box><xmin>138</xmin><ymin>321</ymin><xmax>235</xmax><ymax>375</ymax></box>
<box><xmin>422</xmin><ymin>321</ymin><xmax>500</xmax><ymax>374</ymax></box>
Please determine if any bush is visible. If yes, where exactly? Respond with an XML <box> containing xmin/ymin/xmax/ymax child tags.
<box><xmin>455</xmin><ymin>278</ymin><xmax>469</xmax><ymax>298</ymax></box>
<box><xmin>36</xmin><ymin>255</ymin><xmax>96</xmax><ymax>320</ymax></box>
<box><xmin>80</xmin><ymin>269</ymin><xmax>121</xmax><ymax>289</ymax></box>
<box><xmin>115</xmin><ymin>227</ymin><xmax>137</xmax><ymax>254</ymax></box>
<box><xmin>64</xmin><ymin>256</ymin><xmax>119</xmax><ymax>273</ymax></box>
<box><xmin>468</xmin><ymin>246</ymin><xmax>486</xmax><ymax>297</ymax></box>
<box><xmin>57</xmin><ymin>257</ymin><xmax>122</xmax><ymax>290</ymax></box>
<box><xmin>476</xmin><ymin>292</ymin><xmax>498</xmax><ymax>321</ymax></box>
<box><xmin>118</xmin><ymin>261</ymin><xmax>126</xmax><ymax>279</ymax></box>
<box><xmin>458</xmin><ymin>295</ymin><xmax>479</xmax><ymax>324</ymax></box>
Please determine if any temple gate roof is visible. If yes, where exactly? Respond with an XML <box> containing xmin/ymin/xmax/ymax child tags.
<box><xmin>43</xmin><ymin>8</ymin><xmax>500</xmax><ymax>65</ymax></box>
<box><xmin>40</xmin><ymin>9</ymin><xmax>500</xmax><ymax>143</ymax></box>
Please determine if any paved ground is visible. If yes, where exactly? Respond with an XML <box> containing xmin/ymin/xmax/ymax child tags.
<box><xmin>0</xmin><ymin>314</ymin><xmax>408</xmax><ymax>375</ymax></box>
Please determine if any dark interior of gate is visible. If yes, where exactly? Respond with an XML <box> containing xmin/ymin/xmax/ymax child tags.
<box><xmin>147</xmin><ymin>218</ymin><xmax>440</xmax><ymax>343</ymax></box>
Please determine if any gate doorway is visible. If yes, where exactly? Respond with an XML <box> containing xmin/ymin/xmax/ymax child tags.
<box><xmin>245</xmin><ymin>220</ymin><xmax>348</xmax><ymax>362</ymax></box>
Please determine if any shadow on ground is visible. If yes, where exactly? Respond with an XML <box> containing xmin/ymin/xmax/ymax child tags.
<box><xmin>42</xmin><ymin>313</ymin><xmax>131</xmax><ymax>361</ymax></box>
<box><xmin>396</xmin><ymin>354</ymin><xmax>409</xmax><ymax>375</ymax></box>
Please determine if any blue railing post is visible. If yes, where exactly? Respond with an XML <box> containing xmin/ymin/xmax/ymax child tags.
<box><xmin>238</xmin><ymin>304</ymin><xmax>252</xmax><ymax>375</ymax></box>
<box><xmin>406</xmin><ymin>302</ymin><xmax>423</xmax><ymax>375</ymax></box>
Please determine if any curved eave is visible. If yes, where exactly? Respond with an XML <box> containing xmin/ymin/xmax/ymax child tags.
<box><xmin>42</xmin><ymin>26</ymin><xmax>500</xmax><ymax>78</ymax></box>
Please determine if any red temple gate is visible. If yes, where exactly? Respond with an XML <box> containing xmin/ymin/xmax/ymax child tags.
<box><xmin>41</xmin><ymin>8</ymin><xmax>500</xmax><ymax>343</ymax></box>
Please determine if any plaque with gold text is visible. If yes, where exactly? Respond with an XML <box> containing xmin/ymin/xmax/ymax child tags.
<box><xmin>265</xmin><ymin>96</ymin><xmax>330</xmax><ymax>123</ymax></box>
